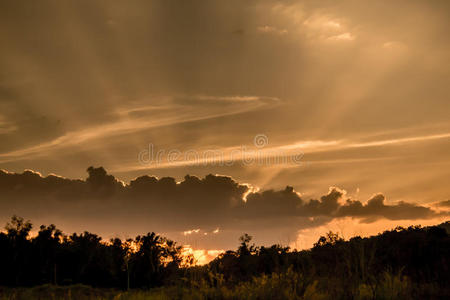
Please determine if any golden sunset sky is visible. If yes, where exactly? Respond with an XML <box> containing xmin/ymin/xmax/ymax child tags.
<box><xmin>0</xmin><ymin>0</ymin><xmax>449</xmax><ymax>258</ymax></box>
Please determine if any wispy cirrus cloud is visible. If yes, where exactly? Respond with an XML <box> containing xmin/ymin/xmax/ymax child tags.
<box><xmin>257</xmin><ymin>25</ymin><xmax>288</xmax><ymax>35</ymax></box>
<box><xmin>115</xmin><ymin>131</ymin><xmax>450</xmax><ymax>172</ymax></box>
<box><xmin>0</xmin><ymin>95</ymin><xmax>279</xmax><ymax>164</ymax></box>
<box><xmin>0</xmin><ymin>115</ymin><xmax>16</xmax><ymax>135</ymax></box>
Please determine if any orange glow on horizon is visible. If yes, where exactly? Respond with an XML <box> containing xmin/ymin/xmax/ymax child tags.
<box><xmin>182</xmin><ymin>246</ymin><xmax>225</xmax><ymax>265</ymax></box>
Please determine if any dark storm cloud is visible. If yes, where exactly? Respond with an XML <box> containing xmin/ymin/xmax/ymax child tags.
<box><xmin>336</xmin><ymin>194</ymin><xmax>440</xmax><ymax>223</ymax></box>
<box><xmin>0</xmin><ymin>167</ymin><xmax>445</xmax><ymax>246</ymax></box>
<box><xmin>242</xmin><ymin>186</ymin><xmax>444</xmax><ymax>223</ymax></box>
<box><xmin>436</xmin><ymin>200</ymin><xmax>450</xmax><ymax>208</ymax></box>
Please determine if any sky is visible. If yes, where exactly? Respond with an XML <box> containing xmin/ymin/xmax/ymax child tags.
<box><xmin>0</xmin><ymin>0</ymin><xmax>449</xmax><ymax>258</ymax></box>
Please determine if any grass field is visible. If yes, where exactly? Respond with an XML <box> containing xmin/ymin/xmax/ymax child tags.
<box><xmin>0</xmin><ymin>270</ymin><xmax>428</xmax><ymax>300</ymax></box>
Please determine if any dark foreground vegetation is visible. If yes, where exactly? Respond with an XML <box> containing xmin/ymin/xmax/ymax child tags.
<box><xmin>0</xmin><ymin>216</ymin><xmax>449</xmax><ymax>299</ymax></box>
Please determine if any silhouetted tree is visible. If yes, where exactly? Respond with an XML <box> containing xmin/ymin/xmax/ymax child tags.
<box><xmin>0</xmin><ymin>215</ymin><xmax>448</xmax><ymax>299</ymax></box>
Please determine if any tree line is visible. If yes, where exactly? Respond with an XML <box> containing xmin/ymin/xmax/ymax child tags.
<box><xmin>0</xmin><ymin>216</ymin><xmax>186</xmax><ymax>289</ymax></box>
<box><xmin>0</xmin><ymin>216</ymin><xmax>449</xmax><ymax>298</ymax></box>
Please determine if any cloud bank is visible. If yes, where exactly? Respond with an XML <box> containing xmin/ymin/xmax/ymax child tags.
<box><xmin>0</xmin><ymin>167</ymin><xmax>446</xmax><ymax>248</ymax></box>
